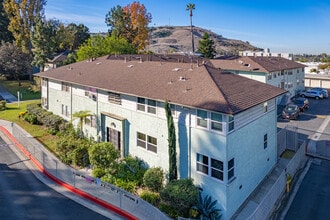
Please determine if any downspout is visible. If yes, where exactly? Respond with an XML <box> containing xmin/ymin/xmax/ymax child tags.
<box><xmin>188</xmin><ymin>110</ymin><xmax>192</xmax><ymax>178</ymax></box>
<box><xmin>70</xmin><ymin>83</ymin><xmax>73</xmax><ymax>121</ymax></box>
<box><xmin>96</xmin><ymin>90</ymin><xmax>99</xmax><ymax>141</ymax></box>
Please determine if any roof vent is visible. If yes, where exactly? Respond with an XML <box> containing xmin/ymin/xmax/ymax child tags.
<box><xmin>172</xmin><ymin>68</ymin><xmax>181</xmax><ymax>71</ymax></box>
<box><xmin>127</xmin><ymin>65</ymin><xmax>134</xmax><ymax>68</ymax></box>
<box><xmin>96</xmin><ymin>62</ymin><xmax>101</xmax><ymax>65</ymax></box>
<box><xmin>252</xmin><ymin>68</ymin><xmax>260</xmax><ymax>71</ymax></box>
<box><xmin>238</xmin><ymin>60</ymin><xmax>243</xmax><ymax>64</ymax></box>
<box><xmin>179</xmin><ymin>76</ymin><xmax>186</xmax><ymax>81</ymax></box>
<box><xmin>67</xmin><ymin>66</ymin><xmax>72</xmax><ymax>70</ymax></box>
<box><xmin>244</xmin><ymin>63</ymin><xmax>250</xmax><ymax>67</ymax></box>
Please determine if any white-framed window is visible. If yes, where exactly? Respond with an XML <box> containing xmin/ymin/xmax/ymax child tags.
<box><xmin>211</xmin><ymin>112</ymin><xmax>223</xmax><ymax>131</ymax></box>
<box><xmin>85</xmin><ymin>87</ymin><xmax>97</xmax><ymax>101</ymax></box>
<box><xmin>197</xmin><ymin>110</ymin><xmax>207</xmax><ymax>128</ymax></box>
<box><xmin>137</xmin><ymin>97</ymin><xmax>157</xmax><ymax>114</ymax></box>
<box><xmin>170</xmin><ymin>103</ymin><xmax>176</xmax><ymax>116</ymax></box>
<box><xmin>196</xmin><ymin>110</ymin><xmax>233</xmax><ymax>133</ymax></box>
<box><xmin>228</xmin><ymin>158</ymin><xmax>235</xmax><ymax>180</ymax></box>
<box><xmin>228</xmin><ymin>116</ymin><xmax>234</xmax><ymax>132</ymax></box>
<box><xmin>264</xmin><ymin>133</ymin><xmax>268</xmax><ymax>149</ymax></box>
<box><xmin>267</xmin><ymin>74</ymin><xmax>272</xmax><ymax>80</ymax></box>
<box><xmin>147</xmin><ymin>99</ymin><xmax>156</xmax><ymax>114</ymax></box>
<box><xmin>137</xmin><ymin>97</ymin><xmax>146</xmax><ymax>111</ymax></box>
<box><xmin>196</xmin><ymin>153</ymin><xmax>209</xmax><ymax>175</ymax></box>
<box><xmin>108</xmin><ymin>92</ymin><xmax>121</xmax><ymax>105</ymax></box>
<box><xmin>61</xmin><ymin>82</ymin><xmax>70</xmax><ymax>92</ymax></box>
<box><xmin>137</xmin><ymin>132</ymin><xmax>157</xmax><ymax>153</ymax></box>
<box><xmin>196</xmin><ymin>153</ymin><xmax>226</xmax><ymax>181</ymax></box>
<box><xmin>85</xmin><ymin>115</ymin><xmax>97</xmax><ymax>128</ymax></box>
<box><xmin>147</xmin><ymin>136</ymin><xmax>157</xmax><ymax>153</ymax></box>
<box><xmin>137</xmin><ymin>132</ymin><xmax>146</xmax><ymax>149</ymax></box>
<box><xmin>61</xmin><ymin>104</ymin><xmax>69</xmax><ymax>117</ymax></box>
<box><xmin>211</xmin><ymin>158</ymin><xmax>224</xmax><ymax>181</ymax></box>
<box><xmin>42</xmin><ymin>78</ymin><xmax>47</xmax><ymax>87</ymax></box>
<box><xmin>264</xmin><ymin>102</ymin><xmax>268</xmax><ymax>113</ymax></box>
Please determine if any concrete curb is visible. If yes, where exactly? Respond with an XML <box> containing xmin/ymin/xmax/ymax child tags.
<box><xmin>0</xmin><ymin>125</ymin><xmax>137</xmax><ymax>220</ymax></box>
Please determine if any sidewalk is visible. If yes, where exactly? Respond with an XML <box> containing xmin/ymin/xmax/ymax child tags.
<box><xmin>0</xmin><ymin>120</ymin><xmax>169</xmax><ymax>220</ymax></box>
<box><xmin>0</xmin><ymin>120</ymin><xmax>126</xmax><ymax>220</ymax></box>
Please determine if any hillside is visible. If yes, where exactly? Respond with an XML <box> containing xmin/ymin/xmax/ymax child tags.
<box><xmin>148</xmin><ymin>26</ymin><xmax>261</xmax><ymax>55</ymax></box>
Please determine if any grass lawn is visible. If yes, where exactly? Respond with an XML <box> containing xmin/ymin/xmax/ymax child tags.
<box><xmin>281</xmin><ymin>149</ymin><xmax>295</xmax><ymax>159</ymax></box>
<box><xmin>0</xmin><ymin>100</ymin><xmax>58</xmax><ymax>152</ymax></box>
<box><xmin>0</xmin><ymin>76</ymin><xmax>41</xmax><ymax>101</ymax></box>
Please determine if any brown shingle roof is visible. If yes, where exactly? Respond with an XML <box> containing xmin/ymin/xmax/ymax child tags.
<box><xmin>210</xmin><ymin>56</ymin><xmax>306</xmax><ymax>73</ymax></box>
<box><xmin>36</xmin><ymin>55</ymin><xmax>286</xmax><ymax>115</ymax></box>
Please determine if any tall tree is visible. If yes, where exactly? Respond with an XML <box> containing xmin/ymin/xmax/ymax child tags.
<box><xmin>30</xmin><ymin>16</ymin><xmax>55</xmax><ymax>71</ymax></box>
<box><xmin>198</xmin><ymin>32</ymin><xmax>216</xmax><ymax>59</ymax></box>
<box><xmin>105</xmin><ymin>5</ymin><xmax>132</xmax><ymax>40</ymax></box>
<box><xmin>3</xmin><ymin>0</ymin><xmax>46</xmax><ymax>53</ymax></box>
<box><xmin>165</xmin><ymin>101</ymin><xmax>177</xmax><ymax>181</ymax></box>
<box><xmin>105</xmin><ymin>1</ymin><xmax>152</xmax><ymax>51</ymax></box>
<box><xmin>186</xmin><ymin>3</ymin><xmax>195</xmax><ymax>53</ymax></box>
<box><xmin>76</xmin><ymin>34</ymin><xmax>136</xmax><ymax>61</ymax></box>
<box><xmin>123</xmin><ymin>1</ymin><xmax>152</xmax><ymax>51</ymax></box>
<box><xmin>0</xmin><ymin>0</ymin><xmax>13</xmax><ymax>43</ymax></box>
<box><xmin>64</xmin><ymin>23</ymin><xmax>90</xmax><ymax>51</ymax></box>
<box><xmin>0</xmin><ymin>42</ymin><xmax>32</xmax><ymax>85</ymax></box>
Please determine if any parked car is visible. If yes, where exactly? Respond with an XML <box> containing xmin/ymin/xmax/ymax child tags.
<box><xmin>299</xmin><ymin>89</ymin><xmax>323</xmax><ymax>99</ymax></box>
<box><xmin>310</xmin><ymin>87</ymin><xmax>328</xmax><ymax>98</ymax></box>
<box><xmin>282</xmin><ymin>104</ymin><xmax>300</xmax><ymax>120</ymax></box>
<box><xmin>292</xmin><ymin>97</ymin><xmax>309</xmax><ymax>111</ymax></box>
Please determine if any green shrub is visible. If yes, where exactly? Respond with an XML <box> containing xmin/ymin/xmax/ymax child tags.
<box><xmin>140</xmin><ymin>190</ymin><xmax>160</xmax><ymax>206</ymax></box>
<box><xmin>101</xmin><ymin>173</ymin><xmax>116</xmax><ymax>184</ymax></box>
<box><xmin>93</xmin><ymin>167</ymin><xmax>106</xmax><ymax>178</ymax></box>
<box><xmin>88</xmin><ymin>142</ymin><xmax>120</xmax><ymax>170</ymax></box>
<box><xmin>114</xmin><ymin>179</ymin><xmax>137</xmax><ymax>193</ymax></box>
<box><xmin>115</xmin><ymin>156</ymin><xmax>147</xmax><ymax>186</ymax></box>
<box><xmin>159</xmin><ymin>203</ymin><xmax>178</xmax><ymax>219</ymax></box>
<box><xmin>23</xmin><ymin>113</ymin><xmax>39</xmax><ymax>124</ymax></box>
<box><xmin>0</xmin><ymin>100</ymin><xmax>6</xmax><ymax>111</ymax></box>
<box><xmin>143</xmin><ymin>167</ymin><xmax>164</xmax><ymax>192</ymax></box>
<box><xmin>160</xmin><ymin>178</ymin><xmax>198</xmax><ymax>218</ymax></box>
<box><xmin>43</xmin><ymin>114</ymin><xmax>64</xmax><ymax>134</ymax></box>
<box><xmin>70</xmin><ymin>145</ymin><xmax>90</xmax><ymax>167</ymax></box>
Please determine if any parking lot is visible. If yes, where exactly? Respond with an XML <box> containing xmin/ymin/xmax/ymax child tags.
<box><xmin>278</xmin><ymin>93</ymin><xmax>330</xmax><ymax>145</ymax></box>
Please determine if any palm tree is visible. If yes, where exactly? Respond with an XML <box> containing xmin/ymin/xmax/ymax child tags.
<box><xmin>192</xmin><ymin>191</ymin><xmax>222</xmax><ymax>220</ymax></box>
<box><xmin>186</xmin><ymin>3</ymin><xmax>195</xmax><ymax>53</ymax></box>
<box><xmin>71</xmin><ymin>110</ymin><xmax>93</xmax><ymax>137</ymax></box>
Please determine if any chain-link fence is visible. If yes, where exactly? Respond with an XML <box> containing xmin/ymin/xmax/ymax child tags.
<box><xmin>3</xmin><ymin>122</ymin><xmax>169</xmax><ymax>220</ymax></box>
<box><xmin>277</xmin><ymin>125</ymin><xmax>299</xmax><ymax>156</ymax></box>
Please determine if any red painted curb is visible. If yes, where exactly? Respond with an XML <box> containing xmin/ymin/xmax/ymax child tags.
<box><xmin>0</xmin><ymin>126</ymin><xmax>138</xmax><ymax>220</ymax></box>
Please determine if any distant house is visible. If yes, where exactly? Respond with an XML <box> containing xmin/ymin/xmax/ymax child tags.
<box><xmin>36</xmin><ymin>54</ymin><xmax>286</xmax><ymax>219</ymax></box>
<box><xmin>44</xmin><ymin>51</ymin><xmax>69</xmax><ymax>71</ymax></box>
<box><xmin>210</xmin><ymin>56</ymin><xmax>306</xmax><ymax>105</ymax></box>
<box><xmin>239</xmin><ymin>48</ymin><xmax>294</xmax><ymax>60</ymax></box>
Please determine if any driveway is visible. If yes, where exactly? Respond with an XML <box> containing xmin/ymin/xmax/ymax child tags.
<box><xmin>0</xmin><ymin>85</ymin><xmax>18</xmax><ymax>103</ymax></box>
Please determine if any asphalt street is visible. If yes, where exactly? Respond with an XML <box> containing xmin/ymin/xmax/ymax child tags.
<box><xmin>283</xmin><ymin>159</ymin><xmax>330</xmax><ymax>220</ymax></box>
<box><xmin>0</xmin><ymin>136</ymin><xmax>111</xmax><ymax>220</ymax></box>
